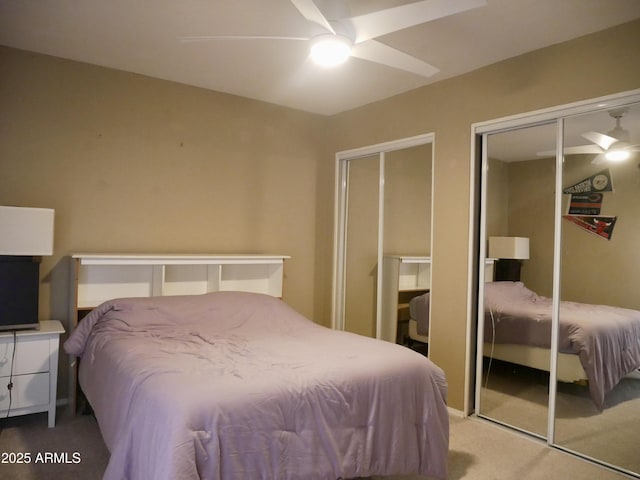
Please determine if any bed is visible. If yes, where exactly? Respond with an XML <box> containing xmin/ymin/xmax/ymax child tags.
<box><xmin>410</xmin><ymin>281</ymin><xmax>640</xmax><ymax>409</ymax></box>
<box><xmin>408</xmin><ymin>292</ymin><xmax>430</xmax><ymax>346</ymax></box>
<box><xmin>64</xmin><ymin>291</ymin><xmax>449</xmax><ymax>480</ymax></box>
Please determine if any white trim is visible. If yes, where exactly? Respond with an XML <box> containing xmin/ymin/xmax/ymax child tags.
<box><xmin>375</xmin><ymin>153</ymin><xmax>385</xmax><ymax>339</ymax></box>
<box><xmin>447</xmin><ymin>406</ymin><xmax>466</xmax><ymax>418</ymax></box>
<box><xmin>335</xmin><ymin>133</ymin><xmax>435</xmax><ymax>160</ymax></box>
<box><xmin>71</xmin><ymin>253</ymin><xmax>289</xmax><ymax>265</ymax></box>
<box><xmin>427</xmin><ymin>139</ymin><xmax>435</xmax><ymax>360</ymax></box>
<box><xmin>472</xmin><ymin>133</ymin><xmax>490</xmax><ymax>415</ymax></box>
<box><xmin>331</xmin><ymin>155</ymin><xmax>348</xmax><ymax>330</ymax></box>
<box><xmin>473</xmin><ymin>88</ymin><xmax>640</xmax><ymax>134</ymax></box>
<box><xmin>464</xmin><ymin>129</ymin><xmax>476</xmax><ymax>416</ymax></box>
<box><xmin>547</xmin><ymin>118</ymin><xmax>565</xmax><ymax>444</ymax></box>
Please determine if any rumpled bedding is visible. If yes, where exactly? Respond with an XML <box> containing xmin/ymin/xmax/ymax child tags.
<box><xmin>64</xmin><ymin>291</ymin><xmax>449</xmax><ymax>480</ymax></box>
<box><xmin>484</xmin><ymin>281</ymin><xmax>640</xmax><ymax>409</ymax></box>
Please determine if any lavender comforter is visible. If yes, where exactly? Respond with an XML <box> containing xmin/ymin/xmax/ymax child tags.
<box><xmin>64</xmin><ymin>291</ymin><xmax>449</xmax><ymax>480</ymax></box>
<box><xmin>485</xmin><ymin>282</ymin><xmax>640</xmax><ymax>409</ymax></box>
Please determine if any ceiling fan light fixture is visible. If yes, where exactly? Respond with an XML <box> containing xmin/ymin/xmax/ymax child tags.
<box><xmin>605</xmin><ymin>148</ymin><xmax>631</xmax><ymax>162</ymax></box>
<box><xmin>310</xmin><ymin>34</ymin><xmax>352</xmax><ymax>68</ymax></box>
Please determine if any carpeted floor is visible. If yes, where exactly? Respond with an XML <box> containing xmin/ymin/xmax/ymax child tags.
<box><xmin>0</xmin><ymin>405</ymin><xmax>632</xmax><ymax>480</ymax></box>
<box><xmin>0</xmin><ymin>408</ymin><xmax>108</xmax><ymax>480</ymax></box>
<box><xmin>480</xmin><ymin>360</ymin><xmax>640</xmax><ymax>475</ymax></box>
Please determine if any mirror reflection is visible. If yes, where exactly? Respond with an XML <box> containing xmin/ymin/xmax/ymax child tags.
<box><xmin>480</xmin><ymin>123</ymin><xmax>556</xmax><ymax>437</ymax></box>
<box><xmin>341</xmin><ymin>142</ymin><xmax>432</xmax><ymax>348</ymax></box>
<box><xmin>381</xmin><ymin>145</ymin><xmax>432</xmax><ymax>351</ymax></box>
<box><xmin>478</xmin><ymin>98</ymin><xmax>640</xmax><ymax>478</ymax></box>
<box><xmin>555</xmin><ymin>103</ymin><xmax>640</xmax><ymax>473</ymax></box>
<box><xmin>344</xmin><ymin>155</ymin><xmax>379</xmax><ymax>337</ymax></box>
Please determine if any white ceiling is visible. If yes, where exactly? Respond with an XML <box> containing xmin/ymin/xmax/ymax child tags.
<box><xmin>1</xmin><ymin>0</ymin><xmax>640</xmax><ymax>116</ymax></box>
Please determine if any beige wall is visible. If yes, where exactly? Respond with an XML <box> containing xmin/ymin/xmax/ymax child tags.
<box><xmin>328</xmin><ymin>19</ymin><xmax>640</xmax><ymax>410</ymax></box>
<box><xmin>0</xmin><ymin>46</ymin><xmax>329</xmax><ymax>397</ymax></box>
<box><xmin>2</xmin><ymin>19</ymin><xmax>640</xmax><ymax>410</ymax></box>
<box><xmin>486</xmin><ymin>157</ymin><xmax>510</xmax><ymax>238</ymax></box>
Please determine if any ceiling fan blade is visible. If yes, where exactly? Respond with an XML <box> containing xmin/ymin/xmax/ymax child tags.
<box><xmin>536</xmin><ymin>144</ymin><xmax>603</xmax><ymax>157</ymax></box>
<box><xmin>582</xmin><ymin>131</ymin><xmax>618</xmax><ymax>150</ymax></box>
<box><xmin>178</xmin><ymin>35</ymin><xmax>308</xmax><ymax>43</ymax></box>
<box><xmin>348</xmin><ymin>0</ymin><xmax>486</xmax><ymax>44</ymax></box>
<box><xmin>290</xmin><ymin>0</ymin><xmax>335</xmax><ymax>35</ymax></box>
<box><xmin>591</xmin><ymin>153</ymin><xmax>606</xmax><ymax>165</ymax></box>
<box><xmin>351</xmin><ymin>40</ymin><xmax>439</xmax><ymax>77</ymax></box>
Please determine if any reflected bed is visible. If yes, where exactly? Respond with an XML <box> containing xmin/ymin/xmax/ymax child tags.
<box><xmin>409</xmin><ymin>282</ymin><xmax>640</xmax><ymax>409</ymax></box>
<box><xmin>64</xmin><ymin>291</ymin><xmax>449</xmax><ymax>480</ymax></box>
<box><xmin>484</xmin><ymin>281</ymin><xmax>640</xmax><ymax>409</ymax></box>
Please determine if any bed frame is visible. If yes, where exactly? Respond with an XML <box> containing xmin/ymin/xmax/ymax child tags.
<box><xmin>408</xmin><ymin>323</ymin><xmax>587</xmax><ymax>383</ymax></box>
<box><xmin>408</xmin><ymin>318</ymin><xmax>428</xmax><ymax>344</ymax></box>
<box><xmin>484</xmin><ymin>343</ymin><xmax>587</xmax><ymax>383</ymax></box>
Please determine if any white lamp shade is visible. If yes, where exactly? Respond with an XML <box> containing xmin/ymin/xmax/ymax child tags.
<box><xmin>0</xmin><ymin>206</ymin><xmax>55</xmax><ymax>256</ymax></box>
<box><xmin>488</xmin><ymin>236</ymin><xmax>529</xmax><ymax>260</ymax></box>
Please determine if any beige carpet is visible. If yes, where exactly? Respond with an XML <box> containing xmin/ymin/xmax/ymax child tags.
<box><xmin>480</xmin><ymin>360</ymin><xmax>640</xmax><ymax>476</ymax></box>
<box><xmin>0</xmin><ymin>406</ymin><xmax>631</xmax><ymax>480</ymax></box>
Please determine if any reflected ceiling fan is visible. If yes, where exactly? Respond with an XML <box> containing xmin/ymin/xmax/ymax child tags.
<box><xmin>179</xmin><ymin>0</ymin><xmax>486</xmax><ymax>77</ymax></box>
<box><xmin>539</xmin><ymin>108</ymin><xmax>640</xmax><ymax>163</ymax></box>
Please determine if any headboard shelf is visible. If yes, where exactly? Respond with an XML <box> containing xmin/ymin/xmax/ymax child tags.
<box><xmin>67</xmin><ymin>253</ymin><xmax>290</xmax><ymax>413</ymax></box>
<box><xmin>70</xmin><ymin>253</ymin><xmax>290</xmax><ymax>310</ymax></box>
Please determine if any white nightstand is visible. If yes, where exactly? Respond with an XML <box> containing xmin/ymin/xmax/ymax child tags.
<box><xmin>0</xmin><ymin>320</ymin><xmax>65</xmax><ymax>428</ymax></box>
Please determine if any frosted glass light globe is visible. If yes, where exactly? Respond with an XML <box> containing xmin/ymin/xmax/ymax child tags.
<box><xmin>310</xmin><ymin>35</ymin><xmax>352</xmax><ymax>67</ymax></box>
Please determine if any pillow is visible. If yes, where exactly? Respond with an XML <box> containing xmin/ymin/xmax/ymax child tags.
<box><xmin>484</xmin><ymin>281</ymin><xmax>538</xmax><ymax>311</ymax></box>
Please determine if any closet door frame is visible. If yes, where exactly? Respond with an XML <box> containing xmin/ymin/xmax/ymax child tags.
<box><xmin>332</xmin><ymin>133</ymin><xmax>434</xmax><ymax>339</ymax></box>
<box><xmin>469</xmin><ymin>88</ymin><xmax>640</xmax><ymax>437</ymax></box>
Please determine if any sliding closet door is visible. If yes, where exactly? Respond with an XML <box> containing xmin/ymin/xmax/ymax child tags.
<box><xmin>475</xmin><ymin>91</ymin><xmax>640</xmax><ymax>478</ymax></box>
<box><xmin>554</xmin><ymin>103</ymin><xmax>640</xmax><ymax>475</ymax></box>
<box><xmin>477</xmin><ymin>123</ymin><xmax>556</xmax><ymax>437</ymax></box>
<box><xmin>344</xmin><ymin>155</ymin><xmax>380</xmax><ymax>337</ymax></box>
<box><xmin>382</xmin><ymin>144</ymin><xmax>432</xmax><ymax>344</ymax></box>
<box><xmin>334</xmin><ymin>134</ymin><xmax>433</xmax><ymax>341</ymax></box>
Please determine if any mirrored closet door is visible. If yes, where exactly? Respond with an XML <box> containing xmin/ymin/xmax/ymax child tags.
<box><xmin>478</xmin><ymin>122</ymin><xmax>556</xmax><ymax>438</ymax></box>
<box><xmin>554</xmin><ymin>104</ymin><xmax>640</xmax><ymax>475</ymax></box>
<box><xmin>475</xmin><ymin>90</ymin><xmax>640</xmax><ymax>478</ymax></box>
<box><xmin>333</xmin><ymin>135</ymin><xmax>433</xmax><ymax>352</ymax></box>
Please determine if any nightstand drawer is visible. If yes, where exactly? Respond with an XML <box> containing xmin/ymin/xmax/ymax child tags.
<box><xmin>0</xmin><ymin>372</ymin><xmax>50</xmax><ymax>411</ymax></box>
<box><xmin>0</xmin><ymin>336</ymin><xmax>51</xmax><ymax>377</ymax></box>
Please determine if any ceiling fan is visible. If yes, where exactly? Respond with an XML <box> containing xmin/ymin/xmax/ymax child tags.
<box><xmin>179</xmin><ymin>0</ymin><xmax>487</xmax><ymax>77</ymax></box>
<box><xmin>539</xmin><ymin>108</ymin><xmax>639</xmax><ymax>163</ymax></box>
